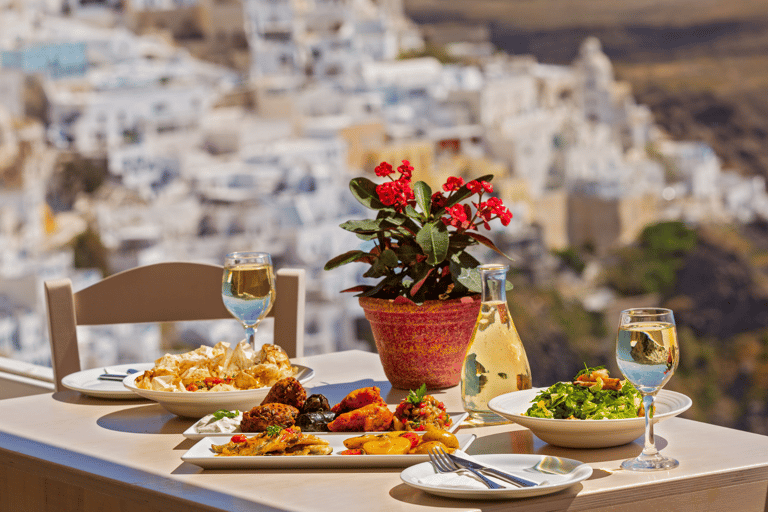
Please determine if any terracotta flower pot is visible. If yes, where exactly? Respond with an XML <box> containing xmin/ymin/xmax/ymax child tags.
<box><xmin>359</xmin><ymin>295</ymin><xmax>482</xmax><ymax>390</ymax></box>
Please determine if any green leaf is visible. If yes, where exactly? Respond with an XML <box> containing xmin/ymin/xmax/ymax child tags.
<box><xmin>416</xmin><ymin>221</ymin><xmax>449</xmax><ymax>265</ymax></box>
<box><xmin>339</xmin><ymin>219</ymin><xmax>385</xmax><ymax>234</ymax></box>
<box><xmin>413</xmin><ymin>181</ymin><xmax>432</xmax><ymax>219</ymax></box>
<box><xmin>403</xmin><ymin>204</ymin><xmax>421</xmax><ymax>219</ymax></box>
<box><xmin>454</xmin><ymin>265</ymin><xmax>482</xmax><ymax>293</ymax></box>
<box><xmin>395</xmin><ymin>243</ymin><xmax>421</xmax><ymax>265</ymax></box>
<box><xmin>324</xmin><ymin>250</ymin><xmax>371</xmax><ymax>270</ymax></box>
<box><xmin>349</xmin><ymin>178</ymin><xmax>387</xmax><ymax>210</ymax></box>
<box><xmin>379</xmin><ymin>248</ymin><xmax>399</xmax><ymax>267</ymax></box>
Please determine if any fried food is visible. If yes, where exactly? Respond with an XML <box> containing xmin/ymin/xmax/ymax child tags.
<box><xmin>340</xmin><ymin>429</ymin><xmax>457</xmax><ymax>455</ymax></box>
<box><xmin>330</xmin><ymin>386</ymin><xmax>386</xmax><ymax>414</ymax></box>
<box><xmin>261</xmin><ymin>376</ymin><xmax>307</xmax><ymax>409</ymax></box>
<box><xmin>211</xmin><ymin>427</ymin><xmax>332</xmax><ymax>456</ymax></box>
<box><xmin>134</xmin><ymin>341</ymin><xmax>295</xmax><ymax>392</ymax></box>
<box><xmin>574</xmin><ymin>368</ymin><xmax>622</xmax><ymax>391</ymax></box>
<box><xmin>240</xmin><ymin>403</ymin><xmax>300</xmax><ymax>432</ymax></box>
<box><xmin>327</xmin><ymin>402</ymin><xmax>394</xmax><ymax>432</ymax></box>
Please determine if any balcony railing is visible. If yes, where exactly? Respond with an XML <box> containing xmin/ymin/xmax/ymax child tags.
<box><xmin>0</xmin><ymin>356</ymin><xmax>54</xmax><ymax>400</ymax></box>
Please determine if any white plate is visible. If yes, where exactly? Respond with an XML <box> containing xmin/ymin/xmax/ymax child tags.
<box><xmin>123</xmin><ymin>365</ymin><xmax>314</xmax><ymax>418</ymax></box>
<box><xmin>61</xmin><ymin>363</ymin><xmax>156</xmax><ymax>399</ymax></box>
<box><xmin>400</xmin><ymin>454</ymin><xmax>592</xmax><ymax>500</ymax></box>
<box><xmin>181</xmin><ymin>432</ymin><xmax>476</xmax><ymax>469</ymax></box>
<box><xmin>488</xmin><ymin>388</ymin><xmax>692</xmax><ymax>448</ymax></box>
<box><xmin>183</xmin><ymin>411</ymin><xmax>470</xmax><ymax>440</ymax></box>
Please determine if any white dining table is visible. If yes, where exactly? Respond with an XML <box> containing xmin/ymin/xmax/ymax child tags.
<box><xmin>1</xmin><ymin>349</ymin><xmax>767</xmax><ymax>512</ymax></box>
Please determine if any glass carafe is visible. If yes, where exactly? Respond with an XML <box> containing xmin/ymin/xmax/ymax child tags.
<box><xmin>461</xmin><ymin>264</ymin><xmax>532</xmax><ymax>425</ymax></box>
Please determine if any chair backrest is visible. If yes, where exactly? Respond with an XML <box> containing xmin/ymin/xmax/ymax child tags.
<box><xmin>44</xmin><ymin>262</ymin><xmax>305</xmax><ymax>392</ymax></box>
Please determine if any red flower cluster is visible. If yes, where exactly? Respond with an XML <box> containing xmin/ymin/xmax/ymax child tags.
<box><xmin>374</xmin><ymin>160</ymin><xmax>513</xmax><ymax>230</ymax></box>
<box><xmin>438</xmin><ymin>180</ymin><xmax>513</xmax><ymax>232</ymax></box>
<box><xmin>375</xmin><ymin>160</ymin><xmax>415</xmax><ymax>212</ymax></box>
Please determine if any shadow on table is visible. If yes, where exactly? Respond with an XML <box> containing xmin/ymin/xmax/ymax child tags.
<box><xmin>388</xmin><ymin>481</ymin><xmax>582</xmax><ymax>508</ymax></box>
<box><xmin>53</xmin><ymin>389</ymin><xmax>149</xmax><ymax>406</ymax></box>
<box><xmin>96</xmin><ymin>403</ymin><xmax>191</xmax><ymax>435</ymax></box>
<box><xmin>464</xmin><ymin>429</ymin><xmax>671</xmax><ymax>479</ymax></box>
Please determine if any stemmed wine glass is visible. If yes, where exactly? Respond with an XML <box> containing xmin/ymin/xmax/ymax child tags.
<box><xmin>616</xmin><ymin>307</ymin><xmax>680</xmax><ymax>471</ymax></box>
<box><xmin>222</xmin><ymin>252</ymin><xmax>276</xmax><ymax>347</ymax></box>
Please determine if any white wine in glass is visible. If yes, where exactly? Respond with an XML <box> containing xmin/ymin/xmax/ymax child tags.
<box><xmin>222</xmin><ymin>252</ymin><xmax>276</xmax><ymax>347</ymax></box>
<box><xmin>616</xmin><ymin>307</ymin><xmax>679</xmax><ymax>471</ymax></box>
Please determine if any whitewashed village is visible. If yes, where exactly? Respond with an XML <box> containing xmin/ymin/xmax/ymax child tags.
<box><xmin>1</xmin><ymin>0</ymin><xmax>767</xmax><ymax>370</ymax></box>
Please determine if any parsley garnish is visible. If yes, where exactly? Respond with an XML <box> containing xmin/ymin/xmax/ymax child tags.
<box><xmin>211</xmin><ymin>409</ymin><xmax>239</xmax><ymax>420</ymax></box>
<box><xmin>266</xmin><ymin>425</ymin><xmax>283</xmax><ymax>437</ymax></box>
<box><xmin>406</xmin><ymin>384</ymin><xmax>427</xmax><ymax>406</ymax></box>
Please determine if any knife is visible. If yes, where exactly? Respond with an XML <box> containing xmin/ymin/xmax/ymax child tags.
<box><xmin>98</xmin><ymin>369</ymin><xmax>140</xmax><ymax>381</ymax></box>
<box><xmin>448</xmin><ymin>453</ymin><xmax>540</xmax><ymax>488</ymax></box>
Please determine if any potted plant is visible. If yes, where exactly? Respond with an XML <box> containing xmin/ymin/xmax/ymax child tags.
<box><xmin>324</xmin><ymin>160</ymin><xmax>514</xmax><ymax>389</ymax></box>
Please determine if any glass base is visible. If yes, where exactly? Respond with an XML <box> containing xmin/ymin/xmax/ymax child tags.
<box><xmin>462</xmin><ymin>411</ymin><xmax>513</xmax><ymax>427</ymax></box>
<box><xmin>621</xmin><ymin>454</ymin><xmax>679</xmax><ymax>471</ymax></box>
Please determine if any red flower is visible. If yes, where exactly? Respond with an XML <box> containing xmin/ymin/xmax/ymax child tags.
<box><xmin>442</xmin><ymin>176</ymin><xmax>464</xmax><ymax>192</ymax></box>
<box><xmin>375</xmin><ymin>161</ymin><xmax>394</xmax><ymax>177</ymax></box>
<box><xmin>475</xmin><ymin>201</ymin><xmax>493</xmax><ymax>230</ymax></box>
<box><xmin>467</xmin><ymin>180</ymin><xmax>493</xmax><ymax>194</ymax></box>
<box><xmin>376</xmin><ymin>181</ymin><xmax>398</xmax><ymax>206</ymax></box>
<box><xmin>476</xmin><ymin>197</ymin><xmax>513</xmax><ymax>228</ymax></box>
<box><xmin>442</xmin><ymin>204</ymin><xmax>472</xmax><ymax>230</ymax></box>
<box><xmin>376</xmin><ymin>177</ymin><xmax>414</xmax><ymax>212</ymax></box>
<box><xmin>486</xmin><ymin>197</ymin><xmax>513</xmax><ymax>226</ymax></box>
<box><xmin>431</xmin><ymin>191</ymin><xmax>447</xmax><ymax>209</ymax></box>
<box><xmin>397</xmin><ymin>160</ymin><xmax>414</xmax><ymax>179</ymax></box>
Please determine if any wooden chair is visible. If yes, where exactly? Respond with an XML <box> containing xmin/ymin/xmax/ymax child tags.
<box><xmin>44</xmin><ymin>262</ymin><xmax>305</xmax><ymax>392</ymax></box>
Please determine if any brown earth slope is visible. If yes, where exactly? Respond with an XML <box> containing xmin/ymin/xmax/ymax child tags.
<box><xmin>404</xmin><ymin>0</ymin><xmax>768</xmax><ymax>181</ymax></box>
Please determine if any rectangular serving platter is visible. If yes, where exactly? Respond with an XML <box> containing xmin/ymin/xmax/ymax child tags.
<box><xmin>181</xmin><ymin>432</ymin><xmax>476</xmax><ymax>469</ymax></box>
<box><xmin>183</xmin><ymin>412</ymin><xmax>469</xmax><ymax>441</ymax></box>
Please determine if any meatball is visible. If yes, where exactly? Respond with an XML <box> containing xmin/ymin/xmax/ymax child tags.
<box><xmin>261</xmin><ymin>377</ymin><xmax>307</xmax><ymax>410</ymax></box>
<box><xmin>240</xmin><ymin>403</ymin><xmax>300</xmax><ymax>432</ymax></box>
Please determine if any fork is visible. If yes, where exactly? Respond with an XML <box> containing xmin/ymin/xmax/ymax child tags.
<box><xmin>428</xmin><ymin>447</ymin><xmax>504</xmax><ymax>489</ymax></box>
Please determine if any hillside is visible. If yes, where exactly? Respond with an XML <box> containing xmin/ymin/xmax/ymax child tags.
<box><xmin>404</xmin><ymin>0</ymin><xmax>768</xmax><ymax>181</ymax></box>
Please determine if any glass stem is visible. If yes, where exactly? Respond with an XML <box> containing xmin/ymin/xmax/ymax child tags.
<box><xmin>244</xmin><ymin>325</ymin><xmax>256</xmax><ymax>346</ymax></box>
<box><xmin>640</xmin><ymin>393</ymin><xmax>658</xmax><ymax>458</ymax></box>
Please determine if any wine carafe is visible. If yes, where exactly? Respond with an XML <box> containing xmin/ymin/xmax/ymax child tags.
<box><xmin>461</xmin><ymin>264</ymin><xmax>532</xmax><ymax>425</ymax></box>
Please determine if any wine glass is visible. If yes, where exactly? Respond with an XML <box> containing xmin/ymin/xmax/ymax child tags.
<box><xmin>222</xmin><ymin>252</ymin><xmax>276</xmax><ymax>347</ymax></box>
<box><xmin>616</xmin><ymin>307</ymin><xmax>680</xmax><ymax>471</ymax></box>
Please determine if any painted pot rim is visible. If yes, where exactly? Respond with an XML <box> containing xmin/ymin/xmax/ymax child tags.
<box><xmin>358</xmin><ymin>294</ymin><xmax>480</xmax><ymax>311</ymax></box>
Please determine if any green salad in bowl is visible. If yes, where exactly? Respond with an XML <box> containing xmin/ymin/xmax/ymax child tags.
<box><xmin>524</xmin><ymin>366</ymin><xmax>645</xmax><ymax>420</ymax></box>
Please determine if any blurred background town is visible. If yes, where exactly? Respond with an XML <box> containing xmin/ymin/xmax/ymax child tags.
<box><xmin>1</xmin><ymin>0</ymin><xmax>767</xmax><ymax>435</ymax></box>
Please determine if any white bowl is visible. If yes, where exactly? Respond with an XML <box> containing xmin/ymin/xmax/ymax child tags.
<box><xmin>488</xmin><ymin>387</ymin><xmax>692</xmax><ymax>448</ymax></box>
<box><xmin>123</xmin><ymin>365</ymin><xmax>314</xmax><ymax>418</ymax></box>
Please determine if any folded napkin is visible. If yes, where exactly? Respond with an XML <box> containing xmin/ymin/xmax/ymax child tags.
<box><xmin>417</xmin><ymin>451</ymin><xmax>509</xmax><ymax>490</ymax></box>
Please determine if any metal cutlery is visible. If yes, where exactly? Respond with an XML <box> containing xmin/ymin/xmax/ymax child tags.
<box><xmin>428</xmin><ymin>447</ymin><xmax>504</xmax><ymax>489</ymax></box>
<box><xmin>447</xmin><ymin>452</ymin><xmax>542</xmax><ymax>487</ymax></box>
<box><xmin>98</xmin><ymin>368</ymin><xmax>139</xmax><ymax>381</ymax></box>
